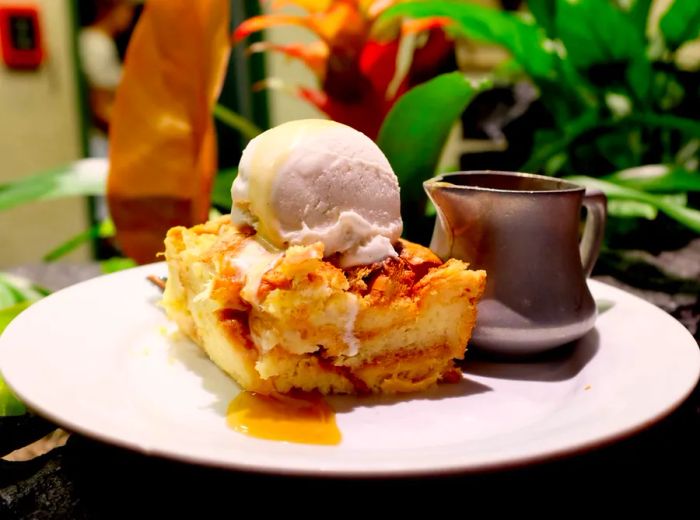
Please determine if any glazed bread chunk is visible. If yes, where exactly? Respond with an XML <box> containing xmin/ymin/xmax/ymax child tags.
<box><xmin>162</xmin><ymin>216</ymin><xmax>486</xmax><ymax>395</ymax></box>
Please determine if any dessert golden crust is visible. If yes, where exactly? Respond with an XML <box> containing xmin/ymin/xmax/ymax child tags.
<box><xmin>162</xmin><ymin>216</ymin><xmax>486</xmax><ymax>395</ymax></box>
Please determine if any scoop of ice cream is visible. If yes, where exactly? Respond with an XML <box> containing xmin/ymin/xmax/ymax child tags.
<box><xmin>231</xmin><ymin>119</ymin><xmax>402</xmax><ymax>267</ymax></box>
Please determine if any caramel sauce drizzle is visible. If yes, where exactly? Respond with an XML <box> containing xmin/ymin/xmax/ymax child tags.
<box><xmin>227</xmin><ymin>390</ymin><xmax>341</xmax><ymax>445</ymax></box>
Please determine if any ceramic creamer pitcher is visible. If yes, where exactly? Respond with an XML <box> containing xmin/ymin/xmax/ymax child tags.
<box><xmin>424</xmin><ymin>171</ymin><xmax>607</xmax><ymax>355</ymax></box>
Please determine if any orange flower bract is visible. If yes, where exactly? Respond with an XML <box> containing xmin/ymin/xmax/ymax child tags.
<box><xmin>107</xmin><ymin>0</ymin><xmax>231</xmax><ymax>263</ymax></box>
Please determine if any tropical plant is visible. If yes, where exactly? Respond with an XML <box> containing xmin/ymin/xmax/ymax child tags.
<box><xmin>0</xmin><ymin>273</ymin><xmax>49</xmax><ymax>415</ymax></box>
<box><xmin>374</xmin><ymin>0</ymin><xmax>700</xmax><ymax>254</ymax></box>
<box><xmin>6</xmin><ymin>0</ymin><xmax>700</xmax><ymax>320</ymax></box>
<box><xmin>234</xmin><ymin>0</ymin><xmax>456</xmax><ymax>139</ymax></box>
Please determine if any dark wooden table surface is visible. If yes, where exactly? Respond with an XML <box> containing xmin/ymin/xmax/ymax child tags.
<box><xmin>1</xmin><ymin>256</ymin><xmax>698</xmax><ymax>515</ymax></box>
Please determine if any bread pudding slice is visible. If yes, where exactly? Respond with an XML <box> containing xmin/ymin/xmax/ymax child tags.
<box><xmin>162</xmin><ymin>216</ymin><xmax>486</xmax><ymax>395</ymax></box>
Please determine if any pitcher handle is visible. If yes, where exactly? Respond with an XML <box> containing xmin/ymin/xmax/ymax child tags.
<box><xmin>580</xmin><ymin>188</ymin><xmax>607</xmax><ymax>278</ymax></box>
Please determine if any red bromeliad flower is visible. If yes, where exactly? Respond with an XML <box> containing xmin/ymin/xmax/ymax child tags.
<box><xmin>234</xmin><ymin>0</ymin><xmax>455</xmax><ymax>139</ymax></box>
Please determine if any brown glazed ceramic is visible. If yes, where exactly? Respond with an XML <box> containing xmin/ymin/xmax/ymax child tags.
<box><xmin>424</xmin><ymin>171</ymin><xmax>607</xmax><ymax>355</ymax></box>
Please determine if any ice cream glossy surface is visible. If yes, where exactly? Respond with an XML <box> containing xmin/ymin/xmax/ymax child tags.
<box><xmin>231</xmin><ymin>119</ymin><xmax>402</xmax><ymax>267</ymax></box>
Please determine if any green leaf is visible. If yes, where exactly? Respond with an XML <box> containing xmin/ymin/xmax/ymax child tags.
<box><xmin>213</xmin><ymin>104</ymin><xmax>263</xmax><ymax>142</ymax></box>
<box><xmin>100</xmin><ymin>257</ymin><xmax>137</xmax><ymax>274</ymax></box>
<box><xmin>526</xmin><ymin>112</ymin><xmax>700</xmax><ymax>173</ymax></box>
<box><xmin>43</xmin><ymin>227</ymin><xmax>97</xmax><ymax>263</ymax></box>
<box><xmin>659</xmin><ymin>0</ymin><xmax>700</xmax><ymax>51</ymax></box>
<box><xmin>0</xmin><ymin>273</ymin><xmax>47</xmax><ymax>305</ymax></box>
<box><xmin>528</xmin><ymin>0</ymin><xmax>557</xmax><ymax>38</ymax></box>
<box><xmin>657</xmin><ymin>193</ymin><xmax>688</xmax><ymax>206</ymax></box>
<box><xmin>568</xmin><ymin>175</ymin><xmax>700</xmax><ymax>233</ymax></box>
<box><xmin>607</xmin><ymin>199</ymin><xmax>657</xmax><ymax>220</ymax></box>
<box><xmin>0</xmin><ymin>300</ymin><xmax>32</xmax><ymax>333</ymax></box>
<box><xmin>377</xmin><ymin>72</ymin><xmax>488</xmax><ymax>208</ymax></box>
<box><xmin>626</xmin><ymin>57</ymin><xmax>653</xmax><ymax>101</ymax></box>
<box><xmin>594</xmin><ymin>129</ymin><xmax>641</xmax><ymax>170</ymax></box>
<box><xmin>523</xmin><ymin>110</ymin><xmax>600</xmax><ymax>172</ymax></box>
<box><xmin>603</xmin><ymin>165</ymin><xmax>700</xmax><ymax>193</ymax></box>
<box><xmin>0</xmin><ymin>275</ymin><xmax>45</xmax><ymax>417</ymax></box>
<box><xmin>0</xmin><ymin>281</ymin><xmax>17</xmax><ymax>308</ymax></box>
<box><xmin>377</xmin><ymin>1</ymin><xmax>557</xmax><ymax>80</ymax></box>
<box><xmin>544</xmin><ymin>152</ymin><xmax>568</xmax><ymax>176</ymax></box>
<box><xmin>44</xmin><ymin>226</ymin><xmax>95</xmax><ymax>262</ymax></box>
<box><xmin>554</xmin><ymin>0</ymin><xmax>651</xmax><ymax>100</ymax></box>
<box><xmin>629</xmin><ymin>112</ymin><xmax>700</xmax><ymax>136</ymax></box>
<box><xmin>212</xmin><ymin>168</ymin><xmax>237</xmax><ymax>208</ymax></box>
<box><xmin>555</xmin><ymin>0</ymin><xmax>644</xmax><ymax>68</ymax></box>
<box><xmin>0</xmin><ymin>372</ymin><xmax>26</xmax><ymax>416</ymax></box>
<box><xmin>0</xmin><ymin>297</ymin><xmax>32</xmax><ymax>332</ymax></box>
<box><xmin>98</xmin><ymin>218</ymin><xmax>116</xmax><ymax>237</ymax></box>
<box><xmin>0</xmin><ymin>301</ymin><xmax>33</xmax><ymax>416</ymax></box>
<box><xmin>42</xmin><ymin>218</ymin><xmax>115</xmax><ymax>263</ymax></box>
<box><xmin>675</xmin><ymin>138</ymin><xmax>700</xmax><ymax>166</ymax></box>
<box><xmin>628</xmin><ymin>0</ymin><xmax>653</xmax><ymax>37</ymax></box>
<box><xmin>0</xmin><ymin>159</ymin><xmax>107</xmax><ymax>212</ymax></box>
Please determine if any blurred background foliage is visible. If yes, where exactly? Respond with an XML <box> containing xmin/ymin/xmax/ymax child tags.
<box><xmin>369</xmin><ymin>0</ymin><xmax>700</xmax><ymax>297</ymax></box>
<box><xmin>231</xmin><ymin>0</ymin><xmax>700</xmax><ymax>289</ymax></box>
<box><xmin>376</xmin><ymin>0</ymin><xmax>700</xmax><ymax>252</ymax></box>
<box><xmin>2</xmin><ymin>0</ymin><xmax>700</xmax><ymax>335</ymax></box>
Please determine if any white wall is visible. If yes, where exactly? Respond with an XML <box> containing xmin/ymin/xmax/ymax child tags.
<box><xmin>0</xmin><ymin>0</ymin><xmax>87</xmax><ymax>268</ymax></box>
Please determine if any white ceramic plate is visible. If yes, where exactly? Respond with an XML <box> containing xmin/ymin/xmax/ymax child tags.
<box><xmin>1</xmin><ymin>263</ymin><xmax>698</xmax><ymax>476</ymax></box>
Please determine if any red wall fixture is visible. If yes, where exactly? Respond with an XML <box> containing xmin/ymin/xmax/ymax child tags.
<box><xmin>0</xmin><ymin>6</ymin><xmax>43</xmax><ymax>69</ymax></box>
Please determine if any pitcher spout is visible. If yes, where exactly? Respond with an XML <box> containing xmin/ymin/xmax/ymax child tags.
<box><xmin>423</xmin><ymin>178</ymin><xmax>455</xmax><ymax>260</ymax></box>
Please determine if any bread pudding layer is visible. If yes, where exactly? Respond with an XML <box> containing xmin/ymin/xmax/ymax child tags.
<box><xmin>162</xmin><ymin>216</ymin><xmax>486</xmax><ymax>395</ymax></box>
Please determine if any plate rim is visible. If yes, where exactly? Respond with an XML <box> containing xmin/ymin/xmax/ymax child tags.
<box><xmin>1</xmin><ymin>263</ymin><xmax>698</xmax><ymax>477</ymax></box>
